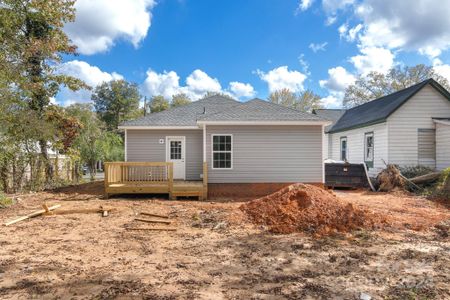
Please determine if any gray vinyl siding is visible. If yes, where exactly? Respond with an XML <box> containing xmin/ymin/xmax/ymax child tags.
<box><xmin>205</xmin><ymin>125</ymin><xmax>323</xmax><ymax>183</ymax></box>
<box><xmin>126</xmin><ymin>129</ymin><xmax>203</xmax><ymax>180</ymax></box>
<box><xmin>436</xmin><ymin>122</ymin><xmax>450</xmax><ymax>170</ymax></box>
<box><xmin>387</xmin><ymin>85</ymin><xmax>450</xmax><ymax>167</ymax></box>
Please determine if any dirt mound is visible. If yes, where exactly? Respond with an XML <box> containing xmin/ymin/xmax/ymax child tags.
<box><xmin>240</xmin><ymin>184</ymin><xmax>386</xmax><ymax>235</ymax></box>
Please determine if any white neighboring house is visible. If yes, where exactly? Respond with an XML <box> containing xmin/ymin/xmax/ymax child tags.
<box><xmin>319</xmin><ymin>79</ymin><xmax>450</xmax><ymax>176</ymax></box>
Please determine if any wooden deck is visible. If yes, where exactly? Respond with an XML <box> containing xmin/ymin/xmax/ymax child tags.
<box><xmin>104</xmin><ymin>162</ymin><xmax>208</xmax><ymax>200</ymax></box>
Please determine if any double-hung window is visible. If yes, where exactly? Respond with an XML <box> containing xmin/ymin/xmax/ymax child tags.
<box><xmin>212</xmin><ymin>134</ymin><xmax>232</xmax><ymax>169</ymax></box>
<box><xmin>364</xmin><ymin>132</ymin><xmax>374</xmax><ymax>168</ymax></box>
<box><xmin>340</xmin><ymin>137</ymin><xmax>347</xmax><ymax>161</ymax></box>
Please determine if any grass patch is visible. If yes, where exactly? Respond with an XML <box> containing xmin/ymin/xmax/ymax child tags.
<box><xmin>0</xmin><ymin>192</ymin><xmax>13</xmax><ymax>208</ymax></box>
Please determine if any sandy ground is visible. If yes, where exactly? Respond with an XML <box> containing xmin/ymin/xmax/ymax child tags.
<box><xmin>0</xmin><ymin>182</ymin><xmax>449</xmax><ymax>300</ymax></box>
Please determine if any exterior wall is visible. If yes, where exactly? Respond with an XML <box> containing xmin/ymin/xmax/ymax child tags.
<box><xmin>205</xmin><ymin>125</ymin><xmax>324</xmax><ymax>183</ymax></box>
<box><xmin>126</xmin><ymin>129</ymin><xmax>203</xmax><ymax>180</ymax></box>
<box><xmin>436</xmin><ymin>122</ymin><xmax>450</xmax><ymax>170</ymax></box>
<box><xmin>387</xmin><ymin>85</ymin><xmax>450</xmax><ymax>167</ymax></box>
<box><xmin>323</xmin><ymin>133</ymin><xmax>329</xmax><ymax>159</ymax></box>
<box><xmin>330</xmin><ymin>123</ymin><xmax>388</xmax><ymax>176</ymax></box>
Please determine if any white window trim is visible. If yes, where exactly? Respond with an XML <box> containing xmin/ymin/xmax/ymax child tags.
<box><xmin>211</xmin><ymin>134</ymin><xmax>233</xmax><ymax>170</ymax></box>
<box><xmin>340</xmin><ymin>136</ymin><xmax>348</xmax><ymax>161</ymax></box>
<box><xmin>364</xmin><ymin>132</ymin><xmax>374</xmax><ymax>162</ymax></box>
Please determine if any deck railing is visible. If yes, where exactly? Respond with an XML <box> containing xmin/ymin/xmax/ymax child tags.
<box><xmin>104</xmin><ymin>162</ymin><xmax>208</xmax><ymax>200</ymax></box>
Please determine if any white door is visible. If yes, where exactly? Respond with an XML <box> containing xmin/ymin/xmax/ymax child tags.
<box><xmin>166</xmin><ymin>136</ymin><xmax>186</xmax><ymax>180</ymax></box>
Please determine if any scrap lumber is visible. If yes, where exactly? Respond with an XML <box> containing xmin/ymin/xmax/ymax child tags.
<box><xmin>410</xmin><ymin>172</ymin><xmax>442</xmax><ymax>184</ymax></box>
<box><xmin>4</xmin><ymin>204</ymin><xmax>61</xmax><ymax>226</ymax></box>
<box><xmin>48</xmin><ymin>208</ymin><xmax>116</xmax><ymax>215</ymax></box>
<box><xmin>140</xmin><ymin>212</ymin><xmax>169</xmax><ymax>219</ymax></box>
<box><xmin>126</xmin><ymin>227</ymin><xmax>177</xmax><ymax>231</ymax></box>
<box><xmin>135</xmin><ymin>217</ymin><xmax>171</xmax><ymax>224</ymax></box>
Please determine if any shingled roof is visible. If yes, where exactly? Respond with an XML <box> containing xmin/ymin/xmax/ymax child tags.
<box><xmin>329</xmin><ymin>79</ymin><xmax>450</xmax><ymax>133</ymax></box>
<box><xmin>198</xmin><ymin>99</ymin><xmax>325</xmax><ymax>122</ymax></box>
<box><xmin>312</xmin><ymin>108</ymin><xmax>346</xmax><ymax>132</ymax></box>
<box><xmin>120</xmin><ymin>96</ymin><xmax>327</xmax><ymax>128</ymax></box>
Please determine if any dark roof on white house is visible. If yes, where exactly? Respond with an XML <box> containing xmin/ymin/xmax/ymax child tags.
<box><xmin>329</xmin><ymin>79</ymin><xmax>450</xmax><ymax>133</ymax></box>
<box><xmin>312</xmin><ymin>108</ymin><xmax>346</xmax><ymax>132</ymax></box>
<box><xmin>120</xmin><ymin>96</ymin><xmax>327</xmax><ymax>127</ymax></box>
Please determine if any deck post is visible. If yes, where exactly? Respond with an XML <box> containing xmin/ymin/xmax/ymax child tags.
<box><xmin>168</xmin><ymin>162</ymin><xmax>174</xmax><ymax>200</ymax></box>
<box><xmin>104</xmin><ymin>163</ymin><xmax>109</xmax><ymax>199</ymax></box>
<box><xmin>203</xmin><ymin>162</ymin><xmax>208</xmax><ymax>200</ymax></box>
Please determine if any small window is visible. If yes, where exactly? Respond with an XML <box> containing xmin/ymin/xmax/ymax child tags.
<box><xmin>212</xmin><ymin>135</ymin><xmax>232</xmax><ymax>169</ymax></box>
<box><xmin>340</xmin><ymin>137</ymin><xmax>347</xmax><ymax>161</ymax></box>
<box><xmin>364</xmin><ymin>132</ymin><xmax>374</xmax><ymax>168</ymax></box>
<box><xmin>170</xmin><ymin>141</ymin><xmax>182</xmax><ymax>160</ymax></box>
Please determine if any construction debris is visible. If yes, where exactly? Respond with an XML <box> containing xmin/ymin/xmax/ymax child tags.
<box><xmin>126</xmin><ymin>227</ymin><xmax>177</xmax><ymax>231</ymax></box>
<box><xmin>140</xmin><ymin>212</ymin><xmax>169</xmax><ymax>219</ymax></box>
<box><xmin>135</xmin><ymin>218</ymin><xmax>171</xmax><ymax>224</ymax></box>
<box><xmin>376</xmin><ymin>164</ymin><xmax>408</xmax><ymax>192</ymax></box>
<box><xmin>410</xmin><ymin>172</ymin><xmax>442</xmax><ymax>184</ymax></box>
<box><xmin>4</xmin><ymin>204</ymin><xmax>61</xmax><ymax>226</ymax></box>
<box><xmin>240</xmin><ymin>184</ymin><xmax>386</xmax><ymax>235</ymax></box>
<box><xmin>48</xmin><ymin>207</ymin><xmax>116</xmax><ymax>215</ymax></box>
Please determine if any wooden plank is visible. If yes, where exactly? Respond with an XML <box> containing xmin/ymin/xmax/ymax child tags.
<box><xmin>126</xmin><ymin>227</ymin><xmax>177</xmax><ymax>231</ymax></box>
<box><xmin>140</xmin><ymin>212</ymin><xmax>169</xmax><ymax>218</ymax></box>
<box><xmin>4</xmin><ymin>204</ymin><xmax>61</xmax><ymax>226</ymax></box>
<box><xmin>48</xmin><ymin>208</ymin><xmax>117</xmax><ymax>215</ymax></box>
<box><xmin>135</xmin><ymin>218</ymin><xmax>171</xmax><ymax>224</ymax></box>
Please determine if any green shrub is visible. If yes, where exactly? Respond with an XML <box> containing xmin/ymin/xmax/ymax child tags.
<box><xmin>0</xmin><ymin>192</ymin><xmax>13</xmax><ymax>208</ymax></box>
<box><xmin>398</xmin><ymin>165</ymin><xmax>435</xmax><ymax>179</ymax></box>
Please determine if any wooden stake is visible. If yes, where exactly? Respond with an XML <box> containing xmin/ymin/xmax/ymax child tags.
<box><xmin>135</xmin><ymin>218</ymin><xmax>171</xmax><ymax>224</ymax></box>
<box><xmin>140</xmin><ymin>212</ymin><xmax>169</xmax><ymax>219</ymax></box>
<box><xmin>4</xmin><ymin>204</ymin><xmax>61</xmax><ymax>226</ymax></box>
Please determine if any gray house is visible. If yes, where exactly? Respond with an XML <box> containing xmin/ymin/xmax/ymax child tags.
<box><xmin>118</xmin><ymin>96</ymin><xmax>330</xmax><ymax>198</ymax></box>
<box><xmin>321</xmin><ymin>79</ymin><xmax>450</xmax><ymax>176</ymax></box>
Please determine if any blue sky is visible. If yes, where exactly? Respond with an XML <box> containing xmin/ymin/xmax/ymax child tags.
<box><xmin>58</xmin><ymin>0</ymin><xmax>450</xmax><ymax>107</ymax></box>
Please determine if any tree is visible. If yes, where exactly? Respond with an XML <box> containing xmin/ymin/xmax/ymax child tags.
<box><xmin>149</xmin><ymin>95</ymin><xmax>170</xmax><ymax>113</ymax></box>
<box><xmin>344</xmin><ymin>64</ymin><xmax>450</xmax><ymax>107</ymax></box>
<box><xmin>92</xmin><ymin>79</ymin><xmax>141</xmax><ymax>131</ymax></box>
<box><xmin>171</xmin><ymin>93</ymin><xmax>191</xmax><ymax>108</ymax></box>
<box><xmin>65</xmin><ymin>104</ymin><xmax>123</xmax><ymax>181</ymax></box>
<box><xmin>0</xmin><ymin>0</ymin><xmax>86</xmax><ymax>184</ymax></box>
<box><xmin>269</xmin><ymin>88</ymin><xmax>323</xmax><ymax>113</ymax></box>
<box><xmin>202</xmin><ymin>91</ymin><xmax>236</xmax><ymax>100</ymax></box>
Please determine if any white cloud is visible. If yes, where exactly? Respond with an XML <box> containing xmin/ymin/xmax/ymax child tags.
<box><xmin>229</xmin><ymin>82</ymin><xmax>256</xmax><ymax>99</ymax></box>
<box><xmin>65</xmin><ymin>0</ymin><xmax>156</xmax><ymax>55</ymax></box>
<box><xmin>309</xmin><ymin>42</ymin><xmax>328</xmax><ymax>53</ymax></box>
<box><xmin>433</xmin><ymin>59</ymin><xmax>450</xmax><ymax>82</ymax></box>
<box><xmin>354</xmin><ymin>0</ymin><xmax>450</xmax><ymax>57</ymax></box>
<box><xmin>298</xmin><ymin>0</ymin><xmax>314</xmax><ymax>12</ymax></box>
<box><xmin>143</xmin><ymin>69</ymin><xmax>232</xmax><ymax>100</ymax></box>
<box><xmin>320</xmin><ymin>94</ymin><xmax>343</xmax><ymax>108</ymax></box>
<box><xmin>350</xmin><ymin>47</ymin><xmax>395</xmax><ymax>75</ymax></box>
<box><xmin>58</xmin><ymin>60</ymin><xmax>123</xmax><ymax>105</ymax></box>
<box><xmin>322</xmin><ymin>0</ymin><xmax>355</xmax><ymax>14</ymax></box>
<box><xmin>256</xmin><ymin>66</ymin><xmax>307</xmax><ymax>93</ymax></box>
<box><xmin>319</xmin><ymin>66</ymin><xmax>356</xmax><ymax>92</ymax></box>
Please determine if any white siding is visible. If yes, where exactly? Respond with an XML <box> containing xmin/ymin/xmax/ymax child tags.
<box><xmin>330</xmin><ymin>123</ymin><xmax>388</xmax><ymax>176</ymax></box>
<box><xmin>387</xmin><ymin>85</ymin><xmax>450</xmax><ymax>167</ymax></box>
<box><xmin>436</xmin><ymin>122</ymin><xmax>450</xmax><ymax>170</ymax></box>
<box><xmin>205</xmin><ymin>125</ymin><xmax>324</xmax><ymax>183</ymax></box>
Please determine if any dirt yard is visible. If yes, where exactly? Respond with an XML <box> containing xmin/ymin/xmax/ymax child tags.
<box><xmin>0</xmin><ymin>182</ymin><xmax>449</xmax><ymax>299</ymax></box>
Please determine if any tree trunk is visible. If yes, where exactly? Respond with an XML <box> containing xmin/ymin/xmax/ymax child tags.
<box><xmin>39</xmin><ymin>139</ymin><xmax>53</xmax><ymax>183</ymax></box>
<box><xmin>0</xmin><ymin>158</ymin><xmax>9</xmax><ymax>193</ymax></box>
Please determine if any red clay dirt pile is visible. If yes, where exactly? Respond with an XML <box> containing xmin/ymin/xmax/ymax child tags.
<box><xmin>240</xmin><ymin>184</ymin><xmax>387</xmax><ymax>235</ymax></box>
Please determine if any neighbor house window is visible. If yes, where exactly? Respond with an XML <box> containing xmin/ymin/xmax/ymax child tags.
<box><xmin>340</xmin><ymin>137</ymin><xmax>347</xmax><ymax>161</ymax></box>
<box><xmin>212</xmin><ymin>134</ymin><xmax>232</xmax><ymax>169</ymax></box>
<box><xmin>364</xmin><ymin>132</ymin><xmax>374</xmax><ymax>168</ymax></box>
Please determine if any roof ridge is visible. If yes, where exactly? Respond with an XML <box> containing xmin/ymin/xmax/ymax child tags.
<box><xmin>344</xmin><ymin>78</ymin><xmax>432</xmax><ymax>112</ymax></box>
<box><xmin>247</xmin><ymin>98</ymin><xmax>323</xmax><ymax>117</ymax></box>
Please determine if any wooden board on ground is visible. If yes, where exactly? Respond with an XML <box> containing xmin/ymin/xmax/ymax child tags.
<box><xmin>4</xmin><ymin>204</ymin><xmax>61</xmax><ymax>226</ymax></box>
<box><xmin>126</xmin><ymin>227</ymin><xmax>177</xmax><ymax>231</ymax></box>
<box><xmin>135</xmin><ymin>217</ymin><xmax>171</xmax><ymax>224</ymax></box>
<box><xmin>140</xmin><ymin>212</ymin><xmax>169</xmax><ymax>219</ymax></box>
<box><xmin>48</xmin><ymin>208</ymin><xmax>117</xmax><ymax>215</ymax></box>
